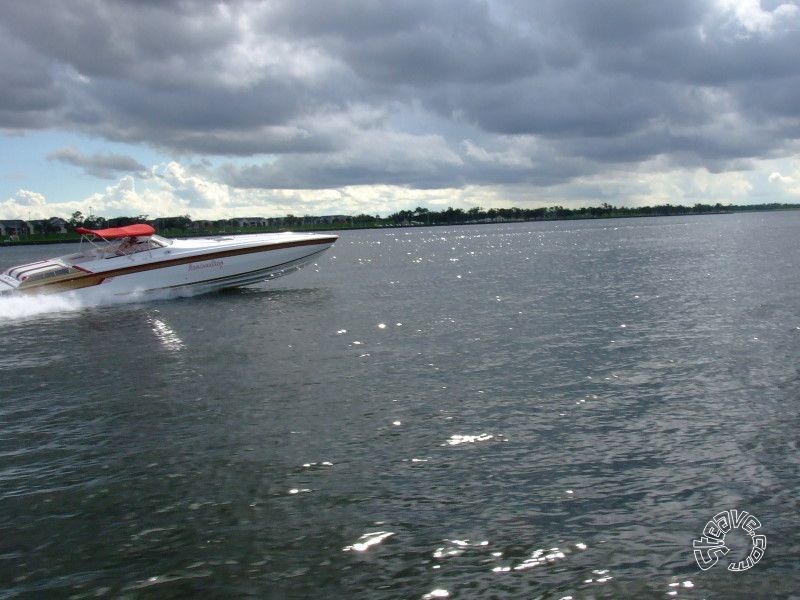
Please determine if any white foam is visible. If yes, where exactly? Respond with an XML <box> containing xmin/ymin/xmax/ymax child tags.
<box><xmin>0</xmin><ymin>287</ymin><xmax>186</xmax><ymax>322</ymax></box>
<box><xmin>0</xmin><ymin>293</ymin><xmax>88</xmax><ymax>321</ymax></box>
<box><xmin>342</xmin><ymin>531</ymin><xmax>394</xmax><ymax>552</ymax></box>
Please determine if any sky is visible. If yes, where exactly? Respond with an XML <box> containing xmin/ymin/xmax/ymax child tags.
<box><xmin>1</xmin><ymin>0</ymin><xmax>800</xmax><ymax>221</ymax></box>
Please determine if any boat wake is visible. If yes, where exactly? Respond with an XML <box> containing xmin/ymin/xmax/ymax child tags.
<box><xmin>0</xmin><ymin>293</ymin><xmax>90</xmax><ymax>321</ymax></box>
<box><xmin>0</xmin><ymin>287</ymin><xmax>193</xmax><ymax>322</ymax></box>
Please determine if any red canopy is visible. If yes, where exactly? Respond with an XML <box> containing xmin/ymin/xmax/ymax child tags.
<box><xmin>75</xmin><ymin>224</ymin><xmax>156</xmax><ymax>239</ymax></box>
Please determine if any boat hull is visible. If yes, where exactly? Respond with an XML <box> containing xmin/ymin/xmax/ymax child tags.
<box><xmin>0</xmin><ymin>232</ymin><xmax>337</xmax><ymax>299</ymax></box>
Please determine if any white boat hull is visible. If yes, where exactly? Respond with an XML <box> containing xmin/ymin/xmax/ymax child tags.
<box><xmin>0</xmin><ymin>231</ymin><xmax>337</xmax><ymax>299</ymax></box>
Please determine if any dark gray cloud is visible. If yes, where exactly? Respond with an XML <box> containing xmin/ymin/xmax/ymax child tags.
<box><xmin>0</xmin><ymin>34</ymin><xmax>64</xmax><ymax>129</ymax></box>
<box><xmin>1</xmin><ymin>0</ymin><xmax>799</xmax><ymax>191</ymax></box>
<box><xmin>47</xmin><ymin>146</ymin><xmax>147</xmax><ymax>179</ymax></box>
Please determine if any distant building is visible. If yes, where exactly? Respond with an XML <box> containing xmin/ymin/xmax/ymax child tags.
<box><xmin>49</xmin><ymin>217</ymin><xmax>68</xmax><ymax>233</ymax></box>
<box><xmin>190</xmin><ymin>220</ymin><xmax>214</xmax><ymax>231</ymax></box>
<box><xmin>29</xmin><ymin>218</ymin><xmax>68</xmax><ymax>234</ymax></box>
<box><xmin>230</xmin><ymin>217</ymin><xmax>268</xmax><ymax>228</ymax></box>
<box><xmin>0</xmin><ymin>220</ymin><xmax>32</xmax><ymax>238</ymax></box>
<box><xmin>318</xmin><ymin>215</ymin><xmax>350</xmax><ymax>224</ymax></box>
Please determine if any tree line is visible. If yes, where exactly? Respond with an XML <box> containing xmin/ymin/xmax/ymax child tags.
<box><xmin>65</xmin><ymin>202</ymin><xmax>800</xmax><ymax>232</ymax></box>
<box><xmin>383</xmin><ymin>202</ymin><xmax>799</xmax><ymax>226</ymax></box>
<box><xmin>3</xmin><ymin>202</ymin><xmax>799</xmax><ymax>243</ymax></box>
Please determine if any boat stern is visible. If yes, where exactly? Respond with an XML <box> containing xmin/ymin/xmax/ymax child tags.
<box><xmin>0</xmin><ymin>273</ymin><xmax>21</xmax><ymax>294</ymax></box>
<box><xmin>1</xmin><ymin>260</ymin><xmax>87</xmax><ymax>295</ymax></box>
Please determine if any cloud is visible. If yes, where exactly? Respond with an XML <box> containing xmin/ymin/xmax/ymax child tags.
<box><xmin>4</xmin><ymin>153</ymin><xmax>798</xmax><ymax>224</ymax></box>
<box><xmin>1</xmin><ymin>0</ymin><xmax>800</xmax><ymax>214</ymax></box>
<box><xmin>0</xmin><ymin>34</ymin><xmax>63</xmax><ymax>130</ymax></box>
<box><xmin>47</xmin><ymin>146</ymin><xmax>147</xmax><ymax>178</ymax></box>
<box><xmin>1</xmin><ymin>189</ymin><xmax>74</xmax><ymax>220</ymax></box>
<box><xmin>10</xmin><ymin>189</ymin><xmax>46</xmax><ymax>206</ymax></box>
<box><xmin>152</xmin><ymin>162</ymin><xmax>231</xmax><ymax>209</ymax></box>
<box><xmin>716</xmin><ymin>0</ymin><xmax>799</xmax><ymax>34</ymax></box>
<box><xmin>768</xmin><ymin>160</ymin><xmax>800</xmax><ymax>196</ymax></box>
<box><xmin>221</xmin><ymin>126</ymin><xmax>464</xmax><ymax>189</ymax></box>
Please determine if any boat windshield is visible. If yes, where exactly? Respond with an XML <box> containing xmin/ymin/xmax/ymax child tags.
<box><xmin>150</xmin><ymin>234</ymin><xmax>172</xmax><ymax>247</ymax></box>
<box><xmin>66</xmin><ymin>234</ymin><xmax>171</xmax><ymax>263</ymax></box>
<box><xmin>112</xmin><ymin>235</ymin><xmax>169</xmax><ymax>255</ymax></box>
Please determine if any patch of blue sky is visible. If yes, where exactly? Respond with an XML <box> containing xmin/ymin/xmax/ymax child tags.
<box><xmin>0</xmin><ymin>130</ymin><xmax>168</xmax><ymax>204</ymax></box>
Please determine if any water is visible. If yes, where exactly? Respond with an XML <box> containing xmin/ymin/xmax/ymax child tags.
<box><xmin>0</xmin><ymin>213</ymin><xmax>798</xmax><ymax>599</ymax></box>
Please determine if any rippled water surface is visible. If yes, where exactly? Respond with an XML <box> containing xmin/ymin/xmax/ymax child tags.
<box><xmin>1</xmin><ymin>213</ymin><xmax>798</xmax><ymax>599</ymax></box>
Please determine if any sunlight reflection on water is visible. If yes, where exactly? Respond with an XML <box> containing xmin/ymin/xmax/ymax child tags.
<box><xmin>1</xmin><ymin>214</ymin><xmax>798</xmax><ymax>599</ymax></box>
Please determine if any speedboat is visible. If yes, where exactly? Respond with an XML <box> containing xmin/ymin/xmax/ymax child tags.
<box><xmin>0</xmin><ymin>224</ymin><xmax>337</xmax><ymax>298</ymax></box>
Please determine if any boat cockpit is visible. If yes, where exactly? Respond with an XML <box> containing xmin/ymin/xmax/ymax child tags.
<box><xmin>62</xmin><ymin>224</ymin><xmax>173</xmax><ymax>265</ymax></box>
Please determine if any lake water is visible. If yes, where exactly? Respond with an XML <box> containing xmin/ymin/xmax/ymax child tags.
<box><xmin>0</xmin><ymin>213</ymin><xmax>798</xmax><ymax>599</ymax></box>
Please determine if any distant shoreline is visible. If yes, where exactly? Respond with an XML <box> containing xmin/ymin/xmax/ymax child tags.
<box><xmin>2</xmin><ymin>204</ymin><xmax>798</xmax><ymax>247</ymax></box>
